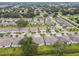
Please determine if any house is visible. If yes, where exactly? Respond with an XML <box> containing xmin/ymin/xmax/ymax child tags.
<box><xmin>0</xmin><ymin>22</ymin><xmax>17</xmax><ymax>26</ymax></box>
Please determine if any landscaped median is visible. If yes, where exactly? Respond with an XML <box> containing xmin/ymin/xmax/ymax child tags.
<box><xmin>58</xmin><ymin>14</ymin><xmax>79</xmax><ymax>27</ymax></box>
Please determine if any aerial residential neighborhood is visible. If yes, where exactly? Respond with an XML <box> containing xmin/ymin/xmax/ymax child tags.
<box><xmin>0</xmin><ymin>2</ymin><xmax>79</xmax><ymax>56</ymax></box>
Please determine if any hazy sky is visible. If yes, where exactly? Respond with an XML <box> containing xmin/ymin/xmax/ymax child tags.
<box><xmin>0</xmin><ymin>0</ymin><xmax>79</xmax><ymax>2</ymax></box>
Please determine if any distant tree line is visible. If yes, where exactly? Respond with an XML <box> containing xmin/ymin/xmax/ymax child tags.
<box><xmin>0</xmin><ymin>8</ymin><xmax>36</xmax><ymax>18</ymax></box>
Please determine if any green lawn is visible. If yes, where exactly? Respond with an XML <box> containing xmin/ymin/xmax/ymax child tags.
<box><xmin>0</xmin><ymin>26</ymin><xmax>17</xmax><ymax>28</ymax></box>
<box><xmin>64</xmin><ymin>44</ymin><xmax>79</xmax><ymax>54</ymax></box>
<box><xmin>0</xmin><ymin>48</ymin><xmax>22</xmax><ymax>56</ymax></box>
<box><xmin>0</xmin><ymin>46</ymin><xmax>56</xmax><ymax>56</ymax></box>
<box><xmin>0</xmin><ymin>44</ymin><xmax>79</xmax><ymax>56</ymax></box>
<box><xmin>38</xmin><ymin>44</ymin><xmax>79</xmax><ymax>56</ymax></box>
<box><xmin>37</xmin><ymin>45</ymin><xmax>55</xmax><ymax>55</ymax></box>
<box><xmin>64</xmin><ymin>53</ymin><xmax>79</xmax><ymax>56</ymax></box>
<box><xmin>0</xmin><ymin>24</ymin><xmax>46</xmax><ymax>29</ymax></box>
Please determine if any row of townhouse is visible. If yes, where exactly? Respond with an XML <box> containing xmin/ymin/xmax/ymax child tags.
<box><xmin>0</xmin><ymin>17</ymin><xmax>50</xmax><ymax>26</ymax></box>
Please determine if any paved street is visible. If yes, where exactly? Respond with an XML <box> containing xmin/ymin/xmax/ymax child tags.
<box><xmin>55</xmin><ymin>16</ymin><xmax>73</xmax><ymax>29</ymax></box>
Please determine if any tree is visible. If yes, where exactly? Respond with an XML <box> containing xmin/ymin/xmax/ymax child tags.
<box><xmin>53</xmin><ymin>12</ymin><xmax>58</xmax><ymax>18</ymax></box>
<box><xmin>16</xmin><ymin>20</ymin><xmax>29</xmax><ymax>27</ymax></box>
<box><xmin>23</xmin><ymin>8</ymin><xmax>35</xmax><ymax>18</ymax></box>
<box><xmin>16</xmin><ymin>20</ymin><xmax>29</xmax><ymax>32</ymax></box>
<box><xmin>53</xmin><ymin>40</ymin><xmax>66</xmax><ymax>56</ymax></box>
<box><xmin>43</xmin><ymin>14</ymin><xmax>48</xmax><ymax>24</ymax></box>
<box><xmin>46</xmin><ymin>27</ymin><xmax>51</xmax><ymax>33</ymax></box>
<box><xmin>76</xmin><ymin>18</ymin><xmax>79</xmax><ymax>24</ymax></box>
<box><xmin>20</xmin><ymin>36</ymin><xmax>38</xmax><ymax>56</ymax></box>
<box><xmin>35</xmin><ymin>10</ymin><xmax>40</xmax><ymax>15</ymax></box>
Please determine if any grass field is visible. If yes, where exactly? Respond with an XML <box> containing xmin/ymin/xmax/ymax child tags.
<box><xmin>38</xmin><ymin>44</ymin><xmax>79</xmax><ymax>56</ymax></box>
<box><xmin>0</xmin><ymin>44</ymin><xmax>79</xmax><ymax>56</ymax></box>
<box><xmin>0</xmin><ymin>48</ymin><xmax>22</xmax><ymax>56</ymax></box>
<box><xmin>37</xmin><ymin>45</ymin><xmax>55</xmax><ymax>55</ymax></box>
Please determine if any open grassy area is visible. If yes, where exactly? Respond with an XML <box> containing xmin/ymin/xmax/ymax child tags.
<box><xmin>1</xmin><ymin>44</ymin><xmax>79</xmax><ymax>56</ymax></box>
<box><xmin>64</xmin><ymin>53</ymin><xmax>79</xmax><ymax>56</ymax></box>
<box><xmin>0</xmin><ymin>48</ymin><xmax>22</xmax><ymax>56</ymax></box>
<box><xmin>0</xmin><ymin>46</ymin><xmax>56</xmax><ymax>56</ymax></box>
<box><xmin>0</xmin><ymin>24</ymin><xmax>47</xmax><ymax>29</ymax></box>
<box><xmin>0</xmin><ymin>26</ymin><xmax>17</xmax><ymax>28</ymax></box>
<box><xmin>38</xmin><ymin>44</ymin><xmax>79</xmax><ymax>56</ymax></box>
<box><xmin>64</xmin><ymin>44</ymin><xmax>79</xmax><ymax>53</ymax></box>
<box><xmin>37</xmin><ymin>45</ymin><xmax>55</xmax><ymax>55</ymax></box>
